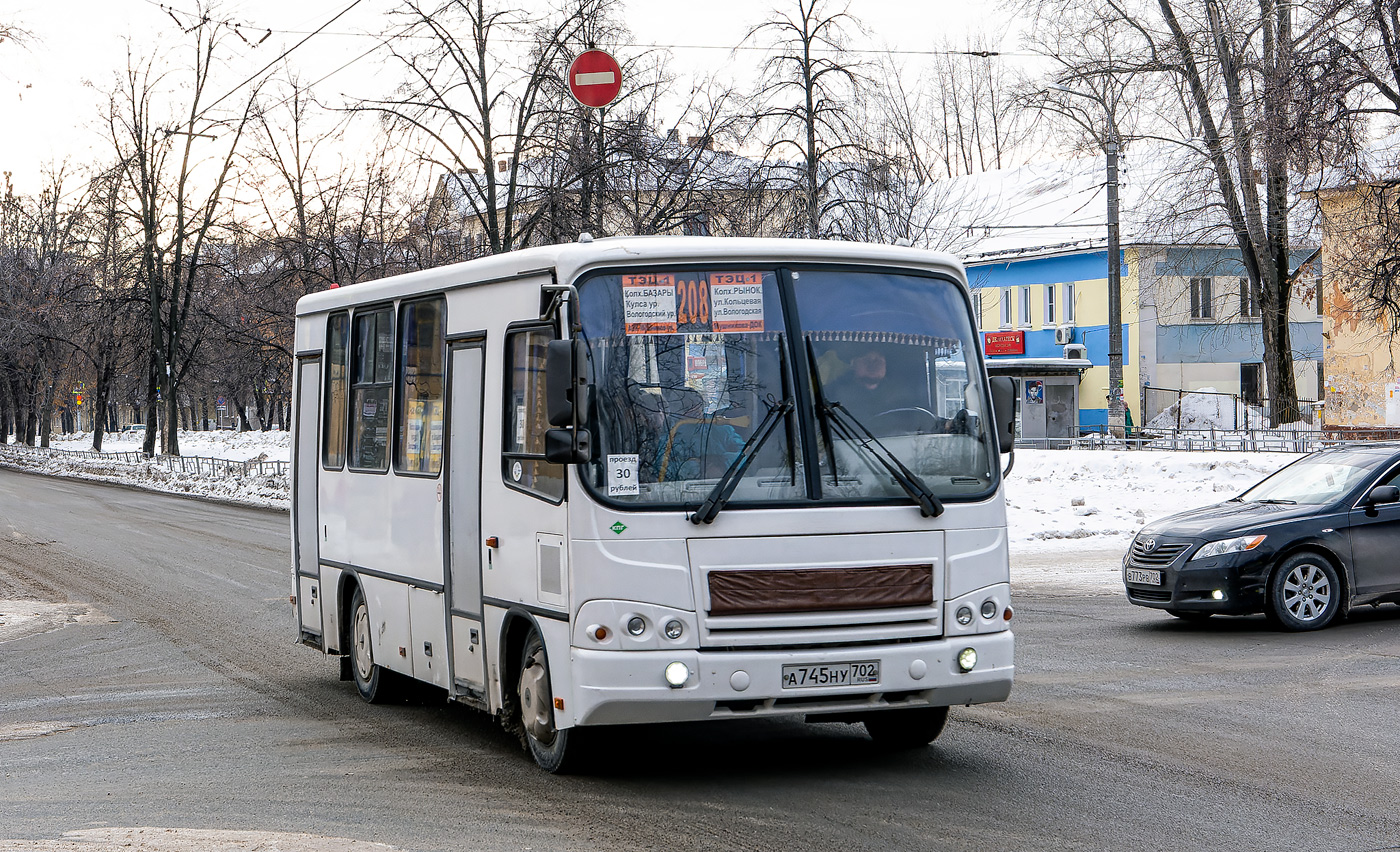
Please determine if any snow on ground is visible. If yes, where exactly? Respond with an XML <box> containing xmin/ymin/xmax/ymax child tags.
<box><xmin>1</xmin><ymin>432</ymin><xmax>1303</xmax><ymax>593</ymax></box>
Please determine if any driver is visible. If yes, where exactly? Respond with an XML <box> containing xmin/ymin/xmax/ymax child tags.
<box><xmin>827</xmin><ymin>346</ymin><xmax>957</xmax><ymax>436</ymax></box>
<box><xmin>828</xmin><ymin>348</ymin><xmax>902</xmax><ymax>420</ymax></box>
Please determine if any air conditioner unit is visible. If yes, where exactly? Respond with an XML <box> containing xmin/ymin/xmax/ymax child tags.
<box><xmin>1063</xmin><ymin>343</ymin><xmax>1088</xmax><ymax>360</ymax></box>
<box><xmin>1054</xmin><ymin>324</ymin><xmax>1076</xmax><ymax>345</ymax></box>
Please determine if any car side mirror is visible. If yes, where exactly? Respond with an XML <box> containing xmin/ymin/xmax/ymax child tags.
<box><xmin>1367</xmin><ymin>485</ymin><xmax>1399</xmax><ymax>506</ymax></box>
<box><xmin>989</xmin><ymin>376</ymin><xmax>1017</xmax><ymax>454</ymax></box>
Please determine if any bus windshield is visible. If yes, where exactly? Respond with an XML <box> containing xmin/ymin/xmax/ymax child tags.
<box><xmin>577</xmin><ymin>265</ymin><xmax>994</xmax><ymax>510</ymax></box>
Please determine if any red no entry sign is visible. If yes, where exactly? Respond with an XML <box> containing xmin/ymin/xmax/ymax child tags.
<box><xmin>568</xmin><ymin>50</ymin><xmax>622</xmax><ymax>109</ymax></box>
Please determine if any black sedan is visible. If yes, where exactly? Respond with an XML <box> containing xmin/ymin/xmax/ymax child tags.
<box><xmin>1123</xmin><ymin>443</ymin><xmax>1400</xmax><ymax>630</ymax></box>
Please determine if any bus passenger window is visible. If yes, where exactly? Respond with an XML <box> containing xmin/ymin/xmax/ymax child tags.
<box><xmin>322</xmin><ymin>312</ymin><xmax>349</xmax><ymax>469</ymax></box>
<box><xmin>396</xmin><ymin>298</ymin><xmax>445</xmax><ymax>475</ymax></box>
<box><xmin>350</xmin><ymin>307</ymin><xmax>394</xmax><ymax>471</ymax></box>
<box><xmin>503</xmin><ymin>327</ymin><xmax>565</xmax><ymax>501</ymax></box>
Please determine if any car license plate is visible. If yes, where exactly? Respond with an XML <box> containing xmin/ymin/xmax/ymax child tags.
<box><xmin>781</xmin><ymin>660</ymin><xmax>880</xmax><ymax>689</ymax></box>
<box><xmin>1126</xmin><ymin>568</ymin><xmax>1163</xmax><ymax>585</ymax></box>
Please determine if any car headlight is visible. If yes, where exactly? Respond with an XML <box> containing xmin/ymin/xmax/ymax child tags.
<box><xmin>1190</xmin><ymin>534</ymin><xmax>1266</xmax><ymax>561</ymax></box>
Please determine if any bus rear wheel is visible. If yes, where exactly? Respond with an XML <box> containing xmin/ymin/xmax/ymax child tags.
<box><xmin>349</xmin><ymin>587</ymin><xmax>399</xmax><ymax>704</ymax></box>
<box><xmin>517</xmin><ymin>630</ymin><xmax>583</xmax><ymax>773</ymax></box>
<box><xmin>863</xmin><ymin>706</ymin><xmax>950</xmax><ymax>749</ymax></box>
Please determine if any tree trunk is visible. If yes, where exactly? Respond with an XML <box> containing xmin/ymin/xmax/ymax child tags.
<box><xmin>38</xmin><ymin>378</ymin><xmax>55</xmax><ymax>449</ymax></box>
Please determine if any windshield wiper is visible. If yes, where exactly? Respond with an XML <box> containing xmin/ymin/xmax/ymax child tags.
<box><xmin>690</xmin><ymin>397</ymin><xmax>794</xmax><ymax>525</ymax></box>
<box><xmin>805</xmin><ymin>338</ymin><xmax>944</xmax><ymax>518</ymax></box>
<box><xmin>1251</xmin><ymin>498</ymin><xmax>1297</xmax><ymax>504</ymax></box>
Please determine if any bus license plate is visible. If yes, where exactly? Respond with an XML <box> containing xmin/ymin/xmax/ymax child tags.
<box><xmin>781</xmin><ymin>660</ymin><xmax>880</xmax><ymax>689</ymax></box>
<box><xmin>1126</xmin><ymin>568</ymin><xmax>1163</xmax><ymax>585</ymax></box>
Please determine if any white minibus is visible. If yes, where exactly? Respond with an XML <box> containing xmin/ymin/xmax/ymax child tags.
<box><xmin>291</xmin><ymin>236</ymin><xmax>1018</xmax><ymax>772</ymax></box>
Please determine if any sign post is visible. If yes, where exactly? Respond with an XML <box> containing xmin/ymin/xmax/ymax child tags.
<box><xmin>567</xmin><ymin>50</ymin><xmax>622</xmax><ymax>235</ymax></box>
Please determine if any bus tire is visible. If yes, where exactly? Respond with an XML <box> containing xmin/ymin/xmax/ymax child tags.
<box><xmin>349</xmin><ymin>586</ymin><xmax>399</xmax><ymax>704</ymax></box>
<box><xmin>863</xmin><ymin>706</ymin><xmax>950</xmax><ymax>749</ymax></box>
<box><xmin>517</xmin><ymin>630</ymin><xmax>583</xmax><ymax>773</ymax></box>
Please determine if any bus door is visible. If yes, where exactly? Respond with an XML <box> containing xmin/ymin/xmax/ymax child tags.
<box><xmin>446</xmin><ymin>342</ymin><xmax>488</xmax><ymax>701</ymax></box>
<box><xmin>293</xmin><ymin>356</ymin><xmax>323</xmax><ymax>641</ymax></box>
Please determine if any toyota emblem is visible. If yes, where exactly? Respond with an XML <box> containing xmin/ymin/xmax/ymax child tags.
<box><xmin>1142</xmin><ymin>537</ymin><xmax>1157</xmax><ymax>553</ymax></box>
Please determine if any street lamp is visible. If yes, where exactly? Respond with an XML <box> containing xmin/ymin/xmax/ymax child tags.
<box><xmin>1049</xmin><ymin>84</ymin><xmax>1125</xmax><ymax>438</ymax></box>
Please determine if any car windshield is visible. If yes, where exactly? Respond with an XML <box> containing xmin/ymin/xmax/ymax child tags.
<box><xmin>576</xmin><ymin>265</ymin><xmax>995</xmax><ymax>510</ymax></box>
<box><xmin>1238</xmin><ymin>452</ymin><xmax>1383</xmax><ymax>504</ymax></box>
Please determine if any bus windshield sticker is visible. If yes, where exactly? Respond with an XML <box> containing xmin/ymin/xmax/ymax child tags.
<box><xmin>708</xmin><ymin>271</ymin><xmax>765</xmax><ymax>333</ymax></box>
<box><xmin>621</xmin><ymin>271</ymin><xmax>764</xmax><ymax>336</ymax></box>
<box><xmin>622</xmin><ymin>273</ymin><xmax>678</xmax><ymax>334</ymax></box>
<box><xmin>606</xmin><ymin>454</ymin><xmax>640</xmax><ymax>496</ymax></box>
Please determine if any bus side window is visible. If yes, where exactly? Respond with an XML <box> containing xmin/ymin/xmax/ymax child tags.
<box><xmin>350</xmin><ymin>307</ymin><xmax>394</xmax><ymax>471</ymax></box>
<box><xmin>502</xmin><ymin>326</ymin><xmax>565</xmax><ymax>502</ymax></box>
<box><xmin>323</xmin><ymin>312</ymin><xmax>349</xmax><ymax>469</ymax></box>
<box><xmin>395</xmin><ymin>297</ymin><xmax>445</xmax><ymax>475</ymax></box>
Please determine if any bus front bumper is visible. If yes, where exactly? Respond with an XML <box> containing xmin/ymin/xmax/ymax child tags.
<box><xmin>566</xmin><ymin>631</ymin><xmax>1014</xmax><ymax>727</ymax></box>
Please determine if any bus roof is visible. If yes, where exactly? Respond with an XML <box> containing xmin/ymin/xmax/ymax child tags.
<box><xmin>294</xmin><ymin>235</ymin><xmax>967</xmax><ymax>317</ymax></box>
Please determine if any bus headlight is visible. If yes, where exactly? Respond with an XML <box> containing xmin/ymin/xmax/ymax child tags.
<box><xmin>980</xmin><ymin>599</ymin><xmax>998</xmax><ymax>619</ymax></box>
<box><xmin>663</xmin><ymin>619</ymin><xmax>684</xmax><ymax>640</ymax></box>
<box><xmin>957</xmin><ymin>647</ymin><xmax>978</xmax><ymax>673</ymax></box>
<box><xmin>664</xmin><ymin>661</ymin><xmax>689</xmax><ymax>688</ymax></box>
<box><xmin>627</xmin><ymin>616</ymin><xmax>647</xmax><ymax>636</ymax></box>
<box><xmin>956</xmin><ymin>606</ymin><xmax>974</xmax><ymax>625</ymax></box>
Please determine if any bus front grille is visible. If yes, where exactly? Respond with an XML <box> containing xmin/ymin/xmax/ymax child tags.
<box><xmin>701</xmin><ymin>564</ymin><xmax>940</xmax><ymax>647</ymax></box>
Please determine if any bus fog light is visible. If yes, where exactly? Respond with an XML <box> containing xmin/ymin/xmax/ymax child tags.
<box><xmin>980</xmin><ymin>599</ymin><xmax>998</xmax><ymax>619</ymax></box>
<box><xmin>1211</xmin><ymin>590</ymin><xmax>1225</xmax><ymax>600</ymax></box>
<box><xmin>956</xmin><ymin>606</ymin><xmax>973</xmax><ymax>625</ymax></box>
<box><xmin>663</xmin><ymin>619</ymin><xmax>684</xmax><ymax>640</ymax></box>
<box><xmin>627</xmin><ymin>616</ymin><xmax>646</xmax><ymax>636</ymax></box>
<box><xmin>956</xmin><ymin>647</ymin><xmax>978</xmax><ymax>673</ymax></box>
<box><xmin>664</xmin><ymin>661</ymin><xmax>689</xmax><ymax>688</ymax></box>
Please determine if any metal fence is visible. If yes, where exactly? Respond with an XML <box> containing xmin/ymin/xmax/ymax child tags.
<box><xmin>1017</xmin><ymin>425</ymin><xmax>1325</xmax><ymax>453</ymax></box>
<box><xmin>0</xmin><ymin>444</ymin><xmax>289</xmax><ymax>477</ymax></box>
<box><xmin>1142</xmin><ymin>386</ymin><xmax>1322</xmax><ymax>432</ymax></box>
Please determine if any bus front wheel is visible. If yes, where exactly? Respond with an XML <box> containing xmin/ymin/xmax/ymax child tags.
<box><xmin>863</xmin><ymin>706</ymin><xmax>950</xmax><ymax>749</ymax></box>
<box><xmin>517</xmin><ymin>630</ymin><xmax>583</xmax><ymax>773</ymax></box>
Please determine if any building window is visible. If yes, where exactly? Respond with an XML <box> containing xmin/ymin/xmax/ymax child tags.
<box><xmin>1001</xmin><ymin>288</ymin><xmax>1013</xmax><ymax>328</ymax></box>
<box><xmin>322</xmin><ymin>312</ymin><xmax>349</xmax><ymax>469</ymax></box>
<box><xmin>1190</xmin><ymin>277</ymin><xmax>1213</xmax><ymax>320</ymax></box>
<box><xmin>349</xmin><ymin>307</ymin><xmax>394</xmax><ymax>471</ymax></box>
<box><xmin>1045</xmin><ymin>284</ymin><xmax>1057</xmax><ymax>326</ymax></box>
<box><xmin>503</xmin><ymin>326</ymin><xmax>566</xmax><ymax>502</ymax></box>
<box><xmin>395</xmin><ymin>297</ymin><xmax>445</xmax><ymax>475</ymax></box>
<box><xmin>971</xmin><ymin>291</ymin><xmax>983</xmax><ymax>330</ymax></box>
<box><xmin>1064</xmin><ymin>282</ymin><xmax>1076</xmax><ymax>323</ymax></box>
<box><xmin>1019</xmin><ymin>287</ymin><xmax>1033</xmax><ymax>327</ymax></box>
<box><xmin>1239</xmin><ymin>277</ymin><xmax>1261</xmax><ymax>319</ymax></box>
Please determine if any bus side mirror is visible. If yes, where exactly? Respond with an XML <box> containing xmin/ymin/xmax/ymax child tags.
<box><xmin>989</xmin><ymin>376</ymin><xmax>1017</xmax><ymax>454</ymax></box>
<box><xmin>545</xmin><ymin>427</ymin><xmax>592</xmax><ymax>464</ymax></box>
<box><xmin>546</xmin><ymin>338</ymin><xmax>590</xmax><ymax>428</ymax></box>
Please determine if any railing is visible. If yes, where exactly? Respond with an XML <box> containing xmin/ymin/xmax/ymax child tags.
<box><xmin>1017</xmin><ymin>425</ymin><xmax>1326</xmax><ymax>453</ymax></box>
<box><xmin>0</xmin><ymin>443</ymin><xmax>289</xmax><ymax>477</ymax></box>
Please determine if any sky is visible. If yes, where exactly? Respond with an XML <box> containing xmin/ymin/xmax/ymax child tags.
<box><xmin>0</xmin><ymin>0</ymin><xmax>1023</xmax><ymax>196</ymax></box>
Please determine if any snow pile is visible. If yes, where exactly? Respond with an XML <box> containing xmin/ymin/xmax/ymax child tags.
<box><xmin>0</xmin><ymin>438</ymin><xmax>289</xmax><ymax>510</ymax></box>
<box><xmin>50</xmin><ymin>429</ymin><xmax>291</xmax><ymax>462</ymax></box>
<box><xmin>1146</xmin><ymin>388</ymin><xmax>1245</xmax><ymax>430</ymax></box>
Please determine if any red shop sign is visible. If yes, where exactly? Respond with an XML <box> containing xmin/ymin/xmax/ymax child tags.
<box><xmin>984</xmin><ymin>330</ymin><xmax>1025</xmax><ymax>356</ymax></box>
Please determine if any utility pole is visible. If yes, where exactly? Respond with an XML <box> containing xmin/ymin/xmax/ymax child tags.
<box><xmin>1107</xmin><ymin>137</ymin><xmax>1124</xmax><ymax>438</ymax></box>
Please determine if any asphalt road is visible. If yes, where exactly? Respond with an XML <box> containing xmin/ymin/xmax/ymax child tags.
<box><xmin>2</xmin><ymin>468</ymin><xmax>1399</xmax><ymax>852</ymax></box>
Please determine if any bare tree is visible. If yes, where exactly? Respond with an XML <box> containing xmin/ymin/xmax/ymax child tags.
<box><xmin>105</xmin><ymin>8</ymin><xmax>261</xmax><ymax>455</ymax></box>
<box><xmin>744</xmin><ymin>0</ymin><xmax>866</xmax><ymax>239</ymax></box>
<box><xmin>1026</xmin><ymin>0</ymin><xmax>1337</xmax><ymax>425</ymax></box>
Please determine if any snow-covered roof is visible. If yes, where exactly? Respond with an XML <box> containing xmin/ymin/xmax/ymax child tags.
<box><xmin>954</xmin><ymin>143</ymin><xmax>1318</xmax><ymax>264</ymax></box>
